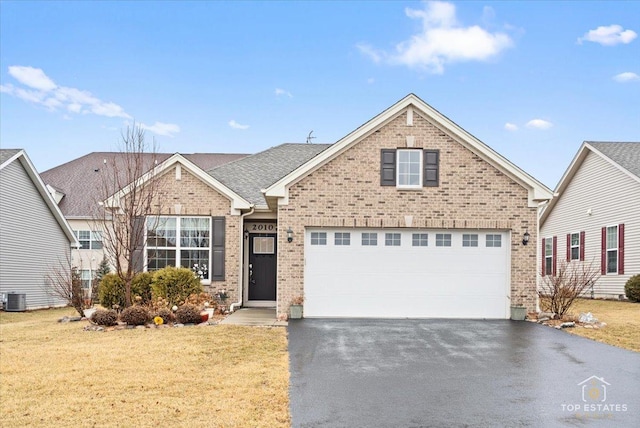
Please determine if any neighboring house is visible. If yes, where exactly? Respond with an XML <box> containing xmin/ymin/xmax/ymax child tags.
<box><xmin>0</xmin><ymin>149</ymin><xmax>79</xmax><ymax>310</ymax></box>
<box><xmin>540</xmin><ymin>142</ymin><xmax>640</xmax><ymax>299</ymax></box>
<box><xmin>43</xmin><ymin>94</ymin><xmax>553</xmax><ymax>318</ymax></box>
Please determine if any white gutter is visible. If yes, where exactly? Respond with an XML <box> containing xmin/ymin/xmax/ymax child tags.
<box><xmin>230</xmin><ymin>206</ymin><xmax>255</xmax><ymax>312</ymax></box>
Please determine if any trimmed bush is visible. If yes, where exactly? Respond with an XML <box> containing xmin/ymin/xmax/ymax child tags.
<box><xmin>154</xmin><ymin>307</ymin><xmax>176</xmax><ymax>324</ymax></box>
<box><xmin>120</xmin><ymin>305</ymin><xmax>151</xmax><ymax>326</ymax></box>
<box><xmin>91</xmin><ymin>309</ymin><xmax>118</xmax><ymax>326</ymax></box>
<box><xmin>151</xmin><ymin>267</ymin><xmax>203</xmax><ymax>307</ymax></box>
<box><xmin>98</xmin><ymin>273</ymin><xmax>126</xmax><ymax>309</ymax></box>
<box><xmin>175</xmin><ymin>304</ymin><xmax>202</xmax><ymax>324</ymax></box>
<box><xmin>624</xmin><ymin>274</ymin><xmax>640</xmax><ymax>302</ymax></box>
<box><xmin>131</xmin><ymin>272</ymin><xmax>153</xmax><ymax>304</ymax></box>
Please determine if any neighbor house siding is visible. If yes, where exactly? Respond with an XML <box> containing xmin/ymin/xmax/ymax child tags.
<box><xmin>540</xmin><ymin>151</ymin><xmax>640</xmax><ymax>297</ymax></box>
<box><xmin>277</xmin><ymin>109</ymin><xmax>538</xmax><ymax>315</ymax></box>
<box><xmin>0</xmin><ymin>160</ymin><xmax>71</xmax><ymax>309</ymax></box>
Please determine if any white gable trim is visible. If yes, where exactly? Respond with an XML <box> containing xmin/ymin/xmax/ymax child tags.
<box><xmin>540</xmin><ymin>142</ymin><xmax>640</xmax><ymax>224</ymax></box>
<box><xmin>264</xmin><ymin>94</ymin><xmax>552</xmax><ymax>208</ymax></box>
<box><xmin>104</xmin><ymin>153</ymin><xmax>252</xmax><ymax>215</ymax></box>
<box><xmin>1</xmin><ymin>150</ymin><xmax>79</xmax><ymax>247</ymax></box>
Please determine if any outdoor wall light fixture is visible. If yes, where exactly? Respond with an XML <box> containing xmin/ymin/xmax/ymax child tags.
<box><xmin>244</xmin><ymin>229</ymin><xmax>249</xmax><ymax>240</ymax></box>
<box><xmin>522</xmin><ymin>230</ymin><xmax>530</xmax><ymax>246</ymax></box>
<box><xmin>287</xmin><ymin>227</ymin><xmax>294</xmax><ymax>243</ymax></box>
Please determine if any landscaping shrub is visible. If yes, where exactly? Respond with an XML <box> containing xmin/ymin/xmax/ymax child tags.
<box><xmin>120</xmin><ymin>305</ymin><xmax>151</xmax><ymax>326</ymax></box>
<box><xmin>91</xmin><ymin>309</ymin><xmax>118</xmax><ymax>326</ymax></box>
<box><xmin>151</xmin><ymin>266</ymin><xmax>203</xmax><ymax>307</ymax></box>
<box><xmin>98</xmin><ymin>273</ymin><xmax>126</xmax><ymax>309</ymax></box>
<box><xmin>154</xmin><ymin>307</ymin><xmax>176</xmax><ymax>324</ymax></box>
<box><xmin>131</xmin><ymin>272</ymin><xmax>153</xmax><ymax>304</ymax></box>
<box><xmin>624</xmin><ymin>274</ymin><xmax>640</xmax><ymax>302</ymax></box>
<box><xmin>175</xmin><ymin>304</ymin><xmax>202</xmax><ymax>324</ymax></box>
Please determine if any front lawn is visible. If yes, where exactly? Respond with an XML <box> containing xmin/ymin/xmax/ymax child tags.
<box><xmin>0</xmin><ymin>308</ymin><xmax>290</xmax><ymax>427</ymax></box>
<box><xmin>563</xmin><ymin>298</ymin><xmax>640</xmax><ymax>353</ymax></box>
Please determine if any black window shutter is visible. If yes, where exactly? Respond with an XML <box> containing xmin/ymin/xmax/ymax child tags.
<box><xmin>211</xmin><ymin>217</ymin><xmax>225</xmax><ymax>281</ymax></box>
<box><xmin>380</xmin><ymin>149</ymin><xmax>396</xmax><ymax>186</ymax></box>
<box><xmin>131</xmin><ymin>216</ymin><xmax>146</xmax><ymax>273</ymax></box>
<box><xmin>423</xmin><ymin>150</ymin><xmax>439</xmax><ymax>187</ymax></box>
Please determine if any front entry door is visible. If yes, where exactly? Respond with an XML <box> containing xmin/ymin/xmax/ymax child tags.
<box><xmin>248</xmin><ymin>233</ymin><xmax>277</xmax><ymax>301</ymax></box>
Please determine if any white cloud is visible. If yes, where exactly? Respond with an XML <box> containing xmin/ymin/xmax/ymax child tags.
<box><xmin>504</xmin><ymin>122</ymin><xmax>518</xmax><ymax>131</ymax></box>
<box><xmin>358</xmin><ymin>1</ymin><xmax>513</xmax><ymax>73</ymax></box>
<box><xmin>8</xmin><ymin>65</ymin><xmax>57</xmax><ymax>91</ymax></box>
<box><xmin>275</xmin><ymin>88</ymin><xmax>293</xmax><ymax>98</ymax></box>
<box><xmin>526</xmin><ymin>119</ymin><xmax>553</xmax><ymax>130</ymax></box>
<box><xmin>140</xmin><ymin>121</ymin><xmax>181</xmax><ymax>137</ymax></box>
<box><xmin>578</xmin><ymin>25</ymin><xmax>637</xmax><ymax>46</ymax></box>
<box><xmin>613</xmin><ymin>72</ymin><xmax>640</xmax><ymax>82</ymax></box>
<box><xmin>228</xmin><ymin>120</ymin><xmax>249</xmax><ymax>130</ymax></box>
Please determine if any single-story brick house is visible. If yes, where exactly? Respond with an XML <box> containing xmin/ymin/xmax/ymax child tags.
<box><xmin>0</xmin><ymin>149</ymin><xmax>79</xmax><ymax>310</ymax></box>
<box><xmin>540</xmin><ymin>141</ymin><xmax>640</xmax><ymax>299</ymax></box>
<box><xmin>43</xmin><ymin>94</ymin><xmax>553</xmax><ymax>318</ymax></box>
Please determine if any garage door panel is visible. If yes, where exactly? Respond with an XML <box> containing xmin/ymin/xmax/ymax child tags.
<box><xmin>305</xmin><ymin>229</ymin><xmax>510</xmax><ymax>319</ymax></box>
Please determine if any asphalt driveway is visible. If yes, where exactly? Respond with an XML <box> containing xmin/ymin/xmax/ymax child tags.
<box><xmin>288</xmin><ymin>319</ymin><xmax>640</xmax><ymax>427</ymax></box>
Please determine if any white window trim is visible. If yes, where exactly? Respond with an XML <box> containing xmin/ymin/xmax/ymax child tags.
<box><xmin>396</xmin><ymin>149</ymin><xmax>422</xmax><ymax>189</ymax></box>
<box><xmin>570</xmin><ymin>232</ymin><xmax>580</xmax><ymax>261</ymax></box>
<box><xmin>310</xmin><ymin>232</ymin><xmax>327</xmax><ymax>246</ymax></box>
<box><xmin>545</xmin><ymin>237</ymin><xmax>553</xmax><ymax>275</ymax></box>
<box><xmin>462</xmin><ymin>234</ymin><xmax>478</xmax><ymax>247</ymax></box>
<box><xmin>362</xmin><ymin>232</ymin><xmax>378</xmax><ymax>246</ymax></box>
<box><xmin>74</xmin><ymin>230</ymin><xmax>103</xmax><ymax>250</ymax></box>
<box><xmin>435</xmin><ymin>233</ymin><xmax>452</xmax><ymax>247</ymax></box>
<box><xmin>486</xmin><ymin>234</ymin><xmax>502</xmax><ymax>248</ymax></box>
<box><xmin>606</xmin><ymin>225</ymin><xmax>618</xmax><ymax>274</ymax></box>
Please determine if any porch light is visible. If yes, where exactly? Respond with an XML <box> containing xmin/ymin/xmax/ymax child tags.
<box><xmin>287</xmin><ymin>227</ymin><xmax>294</xmax><ymax>243</ymax></box>
<box><xmin>522</xmin><ymin>230</ymin><xmax>530</xmax><ymax>246</ymax></box>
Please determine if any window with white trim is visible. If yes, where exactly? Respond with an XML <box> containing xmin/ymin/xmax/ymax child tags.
<box><xmin>310</xmin><ymin>232</ymin><xmax>327</xmax><ymax>245</ymax></box>
<box><xmin>74</xmin><ymin>230</ymin><xmax>103</xmax><ymax>250</ymax></box>
<box><xmin>362</xmin><ymin>232</ymin><xmax>377</xmax><ymax>246</ymax></box>
<box><xmin>606</xmin><ymin>226</ymin><xmax>618</xmax><ymax>274</ymax></box>
<box><xmin>412</xmin><ymin>233</ymin><xmax>428</xmax><ymax>246</ymax></box>
<box><xmin>570</xmin><ymin>232</ymin><xmax>580</xmax><ymax>261</ymax></box>
<box><xmin>545</xmin><ymin>238</ymin><xmax>553</xmax><ymax>276</ymax></box>
<box><xmin>335</xmin><ymin>232</ymin><xmax>351</xmax><ymax>246</ymax></box>
<box><xmin>146</xmin><ymin>216</ymin><xmax>211</xmax><ymax>279</ymax></box>
<box><xmin>397</xmin><ymin>149</ymin><xmax>422</xmax><ymax>188</ymax></box>
<box><xmin>486</xmin><ymin>234</ymin><xmax>502</xmax><ymax>247</ymax></box>
<box><xmin>462</xmin><ymin>234</ymin><xmax>478</xmax><ymax>247</ymax></box>
<box><xmin>253</xmin><ymin>237</ymin><xmax>275</xmax><ymax>254</ymax></box>
<box><xmin>385</xmin><ymin>233</ymin><xmax>401</xmax><ymax>246</ymax></box>
<box><xmin>435</xmin><ymin>233</ymin><xmax>451</xmax><ymax>247</ymax></box>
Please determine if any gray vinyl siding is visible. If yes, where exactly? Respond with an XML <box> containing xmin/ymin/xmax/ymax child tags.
<box><xmin>541</xmin><ymin>151</ymin><xmax>640</xmax><ymax>297</ymax></box>
<box><xmin>0</xmin><ymin>160</ymin><xmax>71</xmax><ymax>309</ymax></box>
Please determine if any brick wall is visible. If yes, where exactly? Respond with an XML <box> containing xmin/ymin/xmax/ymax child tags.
<box><xmin>277</xmin><ymin>109</ymin><xmax>538</xmax><ymax>315</ymax></box>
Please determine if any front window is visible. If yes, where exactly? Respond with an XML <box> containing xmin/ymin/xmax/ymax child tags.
<box><xmin>545</xmin><ymin>238</ymin><xmax>553</xmax><ymax>275</ymax></box>
<box><xmin>570</xmin><ymin>233</ymin><xmax>580</xmax><ymax>261</ymax></box>
<box><xmin>146</xmin><ymin>216</ymin><xmax>211</xmax><ymax>279</ymax></box>
<box><xmin>397</xmin><ymin>149</ymin><xmax>422</xmax><ymax>188</ymax></box>
<box><xmin>74</xmin><ymin>230</ymin><xmax>103</xmax><ymax>250</ymax></box>
<box><xmin>606</xmin><ymin>226</ymin><xmax>618</xmax><ymax>274</ymax></box>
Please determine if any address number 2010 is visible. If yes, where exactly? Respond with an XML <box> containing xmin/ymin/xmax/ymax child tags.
<box><xmin>251</xmin><ymin>224</ymin><xmax>276</xmax><ymax>231</ymax></box>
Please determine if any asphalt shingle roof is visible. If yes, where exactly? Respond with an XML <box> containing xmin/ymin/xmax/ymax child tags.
<box><xmin>208</xmin><ymin>143</ymin><xmax>332</xmax><ymax>206</ymax></box>
<box><xmin>588</xmin><ymin>141</ymin><xmax>640</xmax><ymax>179</ymax></box>
<box><xmin>0</xmin><ymin>149</ymin><xmax>22</xmax><ymax>165</ymax></box>
<box><xmin>41</xmin><ymin>152</ymin><xmax>248</xmax><ymax>217</ymax></box>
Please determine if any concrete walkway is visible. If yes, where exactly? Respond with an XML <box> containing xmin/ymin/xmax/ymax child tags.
<box><xmin>219</xmin><ymin>307</ymin><xmax>287</xmax><ymax>326</ymax></box>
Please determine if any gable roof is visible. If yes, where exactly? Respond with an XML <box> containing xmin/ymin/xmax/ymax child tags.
<box><xmin>264</xmin><ymin>93</ymin><xmax>553</xmax><ymax>208</ymax></box>
<box><xmin>105</xmin><ymin>153</ymin><xmax>253</xmax><ymax>215</ymax></box>
<box><xmin>41</xmin><ymin>152</ymin><xmax>247</xmax><ymax>217</ymax></box>
<box><xmin>0</xmin><ymin>149</ymin><xmax>79</xmax><ymax>246</ymax></box>
<box><xmin>540</xmin><ymin>141</ymin><xmax>640</xmax><ymax>224</ymax></box>
<box><xmin>208</xmin><ymin>143</ymin><xmax>332</xmax><ymax>207</ymax></box>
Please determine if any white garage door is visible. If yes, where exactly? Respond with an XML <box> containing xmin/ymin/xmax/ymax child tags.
<box><xmin>304</xmin><ymin>229</ymin><xmax>510</xmax><ymax>319</ymax></box>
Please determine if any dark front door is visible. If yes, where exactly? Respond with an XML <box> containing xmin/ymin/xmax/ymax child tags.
<box><xmin>248</xmin><ymin>233</ymin><xmax>277</xmax><ymax>301</ymax></box>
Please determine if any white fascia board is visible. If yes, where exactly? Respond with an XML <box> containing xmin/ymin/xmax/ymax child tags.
<box><xmin>104</xmin><ymin>153</ymin><xmax>251</xmax><ymax>215</ymax></box>
<box><xmin>265</xmin><ymin>93</ymin><xmax>553</xmax><ymax>207</ymax></box>
<box><xmin>12</xmin><ymin>151</ymin><xmax>79</xmax><ymax>246</ymax></box>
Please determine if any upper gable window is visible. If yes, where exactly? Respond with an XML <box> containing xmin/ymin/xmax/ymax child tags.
<box><xmin>380</xmin><ymin>149</ymin><xmax>439</xmax><ymax>188</ymax></box>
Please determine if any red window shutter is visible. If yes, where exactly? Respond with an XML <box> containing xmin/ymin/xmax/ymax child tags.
<box><xmin>601</xmin><ymin>227</ymin><xmax>607</xmax><ymax>275</ymax></box>
<box><xmin>552</xmin><ymin>236</ymin><xmax>557</xmax><ymax>276</ymax></box>
<box><xmin>541</xmin><ymin>238</ymin><xmax>546</xmax><ymax>276</ymax></box>
<box><xmin>566</xmin><ymin>234</ymin><xmax>571</xmax><ymax>261</ymax></box>
<box><xmin>618</xmin><ymin>224</ymin><xmax>625</xmax><ymax>274</ymax></box>
<box><xmin>579</xmin><ymin>231</ymin><xmax>585</xmax><ymax>261</ymax></box>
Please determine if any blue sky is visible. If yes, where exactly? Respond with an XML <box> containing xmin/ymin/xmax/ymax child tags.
<box><xmin>1</xmin><ymin>1</ymin><xmax>638</xmax><ymax>188</ymax></box>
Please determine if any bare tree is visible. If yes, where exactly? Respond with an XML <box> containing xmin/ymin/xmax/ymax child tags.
<box><xmin>45</xmin><ymin>258</ymin><xmax>86</xmax><ymax>316</ymax></box>
<box><xmin>538</xmin><ymin>259</ymin><xmax>600</xmax><ymax>317</ymax></box>
<box><xmin>95</xmin><ymin>124</ymin><xmax>161</xmax><ymax>307</ymax></box>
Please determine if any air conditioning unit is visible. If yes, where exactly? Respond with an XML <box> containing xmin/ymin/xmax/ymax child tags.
<box><xmin>6</xmin><ymin>293</ymin><xmax>26</xmax><ymax>312</ymax></box>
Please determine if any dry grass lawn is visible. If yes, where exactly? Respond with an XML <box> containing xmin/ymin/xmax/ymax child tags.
<box><xmin>0</xmin><ymin>308</ymin><xmax>290</xmax><ymax>427</ymax></box>
<box><xmin>563</xmin><ymin>298</ymin><xmax>640</xmax><ymax>353</ymax></box>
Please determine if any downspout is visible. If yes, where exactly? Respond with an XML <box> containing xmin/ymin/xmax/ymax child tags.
<box><xmin>230</xmin><ymin>206</ymin><xmax>254</xmax><ymax>312</ymax></box>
